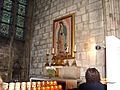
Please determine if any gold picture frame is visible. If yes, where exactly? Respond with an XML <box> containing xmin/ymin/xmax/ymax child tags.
<box><xmin>52</xmin><ymin>13</ymin><xmax>75</xmax><ymax>59</ymax></box>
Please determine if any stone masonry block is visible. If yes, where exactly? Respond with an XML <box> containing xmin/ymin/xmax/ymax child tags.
<box><xmin>74</xmin><ymin>0</ymin><xmax>82</xmax><ymax>4</ymax></box>
<box><xmin>52</xmin><ymin>11</ymin><xmax>59</xmax><ymax>18</ymax></box>
<box><xmin>57</xmin><ymin>3</ymin><xmax>65</xmax><ymax>10</ymax></box>
<box><xmin>89</xmin><ymin>0</ymin><xmax>99</xmax><ymax>4</ymax></box>
<box><xmin>60</xmin><ymin>8</ymin><xmax>67</xmax><ymax>15</ymax></box>
<box><xmin>78</xmin><ymin>23</ymin><xmax>84</xmax><ymax>31</ymax></box>
<box><xmin>35</xmin><ymin>24</ymin><xmax>40</xmax><ymax>30</ymax></box>
<box><xmin>89</xmin><ymin>9</ymin><xmax>103</xmax><ymax>23</ymax></box>
<box><xmin>75</xmin><ymin>15</ymin><xmax>81</xmax><ymax>24</ymax></box>
<box><xmin>65</xmin><ymin>0</ymin><xmax>73</xmax><ymax>7</ymax></box>
<box><xmin>50</xmin><ymin>6</ymin><xmax>57</xmax><ymax>14</ymax></box>
<box><xmin>87</xmin><ymin>1</ymin><xmax>102</xmax><ymax>12</ymax></box>
<box><xmin>82</xmin><ymin>13</ymin><xmax>88</xmax><ymax>22</ymax></box>
<box><xmin>43</xmin><ymin>33</ymin><xmax>49</xmax><ymax>39</ymax></box>
<box><xmin>67</xmin><ymin>5</ymin><xmax>77</xmax><ymax>12</ymax></box>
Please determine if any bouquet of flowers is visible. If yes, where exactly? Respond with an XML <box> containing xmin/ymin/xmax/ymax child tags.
<box><xmin>46</xmin><ymin>66</ymin><xmax>56</xmax><ymax>78</ymax></box>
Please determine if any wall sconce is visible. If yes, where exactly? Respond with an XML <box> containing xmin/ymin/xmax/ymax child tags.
<box><xmin>95</xmin><ymin>45</ymin><xmax>101</xmax><ymax>50</ymax></box>
<box><xmin>95</xmin><ymin>44</ymin><xmax>106</xmax><ymax>50</ymax></box>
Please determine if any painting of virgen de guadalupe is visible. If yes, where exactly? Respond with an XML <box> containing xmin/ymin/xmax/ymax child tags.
<box><xmin>53</xmin><ymin>13</ymin><xmax>75</xmax><ymax>58</ymax></box>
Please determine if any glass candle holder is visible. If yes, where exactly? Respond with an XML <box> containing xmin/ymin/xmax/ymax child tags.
<box><xmin>53</xmin><ymin>81</ymin><xmax>57</xmax><ymax>86</ymax></box>
<box><xmin>46</xmin><ymin>86</ymin><xmax>50</xmax><ymax>90</ymax></box>
<box><xmin>50</xmin><ymin>86</ymin><xmax>54</xmax><ymax>90</ymax></box>
<box><xmin>27</xmin><ymin>82</ymin><xmax>31</xmax><ymax>90</ymax></box>
<box><xmin>21</xmin><ymin>82</ymin><xmax>26</xmax><ymax>90</ymax></box>
<box><xmin>58</xmin><ymin>85</ymin><xmax>62</xmax><ymax>90</ymax></box>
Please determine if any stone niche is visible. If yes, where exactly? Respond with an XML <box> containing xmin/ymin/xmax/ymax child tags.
<box><xmin>57</xmin><ymin>66</ymin><xmax>80</xmax><ymax>79</ymax></box>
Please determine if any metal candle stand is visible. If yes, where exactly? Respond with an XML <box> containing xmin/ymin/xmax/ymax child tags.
<box><xmin>64</xmin><ymin>52</ymin><xmax>69</xmax><ymax>66</ymax></box>
<box><xmin>72</xmin><ymin>51</ymin><xmax>77</xmax><ymax>66</ymax></box>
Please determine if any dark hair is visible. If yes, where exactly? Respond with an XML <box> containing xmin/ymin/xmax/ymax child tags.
<box><xmin>85</xmin><ymin>68</ymin><xmax>100</xmax><ymax>83</ymax></box>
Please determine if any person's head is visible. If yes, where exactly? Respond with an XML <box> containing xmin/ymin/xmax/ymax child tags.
<box><xmin>85</xmin><ymin>68</ymin><xmax>100</xmax><ymax>83</ymax></box>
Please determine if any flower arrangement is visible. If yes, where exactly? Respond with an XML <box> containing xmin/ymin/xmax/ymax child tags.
<box><xmin>46</xmin><ymin>66</ymin><xmax>56</xmax><ymax>78</ymax></box>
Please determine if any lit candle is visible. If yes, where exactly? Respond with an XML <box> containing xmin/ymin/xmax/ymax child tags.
<box><xmin>37</xmin><ymin>82</ymin><xmax>41</xmax><ymax>89</ymax></box>
<box><xmin>41</xmin><ymin>86</ymin><xmax>45</xmax><ymax>90</ymax></box>
<box><xmin>9</xmin><ymin>82</ymin><xmax>15</xmax><ymax>90</ymax></box>
<box><xmin>66</xmin><ymin>46</ymin><xmax>69</xmax><ymax>52</ymax></box>
<box><xmin>21</xmin><ymin>82</ymin><xmax>26</xmax><ymax>90</ymax></box>
<box><xmin>53</xmin><ymin>81</ymin><xmax>57</xmax><ymax>86</ymax></box>
<box><xmin>54</xmin><ymin>85</ymin><xmax>58</xmax><ymax>90</ymax></box>
<box><xmin>41</xmin><ymin>81</ymin><xmax>45</xmax><ymax>86</ymax></box>
<box><xmin>27</xmin><ymin>82</ymin><xmax>31</xmax><ymax>90</ymax></box>
<box><xmin>74</xmin><ymin>44</ymin><xmax>76</xmax><ymax>52</ymax></box>
<box><xmin>32</xmin><ymin>82</ymin><xmax>36</xmax><ymax>89</ymax></box>
<box><xmin>4</xmin><ymin>83</ymin><xmax>9</xmax><ymax>90</ymax></box>
<box><xmin>46</xmin><ymin>86</ymin><xmax>50</xmax><ymax>90</ymax></box>
<box><xmin>52</xmin><ymin>48</ymin><xmax>54</xmax><ymax>54</ymax></box>
<box><xmin>46</xmin><ymin>81</ymin><xmax>50</xmax><ymax>85</ymax></box>
<box><xmin>50</xmin><ymin>86</ymin><xmax>54</xmax><ymax>90</ymax></box>
<box><xmin>15</xmin><ymin>82</ymin><xmax>20</xmax><ymax>90</ymax></box>
<box><xmin>50</xmin><ymin>81</ymin><xmax>53</xmax><ymax>86</ymax></box>
<box><xmin>58</xmin><ymin>85</ymin><xmax>62</xmax><ymax>90</ymax></box>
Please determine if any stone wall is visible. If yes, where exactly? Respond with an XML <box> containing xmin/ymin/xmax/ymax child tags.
<box><xmin>30</xmin><ymin>0</ymin><xmax>120</xmax><ymax>82</ymax></box>
<box><xmin>0</xmin><ymin>0</ymin><xmax>33</xmax><ymax>82</ymax></box>
<box><xmin>0</xmin><ymin>37</ymin><xmax>25</xmax><ymax>81</ymax></box>
<box><xmin>0</xmin><ymin>38</ymin><xmax>9</xmax><ymax>81</ymax></box>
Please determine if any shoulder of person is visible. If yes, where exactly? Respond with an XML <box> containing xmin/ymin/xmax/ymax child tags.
<box><xmin>78</xmin><ymin>83</ymin><xmax>88</xmax><ymax>90</ymax></box>
<box><xmin>78</xmin><ymin>82</ymin><xmax>87</xmax><ymax>87</ymax></box>
<box><xmin>79</xmin><ymin>82</ymin><xmax>104</xmax><ymax>87</ymax></box>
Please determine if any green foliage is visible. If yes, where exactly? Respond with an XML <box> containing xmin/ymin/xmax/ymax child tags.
<box><xmin>47</xmin><ymin>68</ymin><xmax>56</xmax><ymax>78</ymax></box>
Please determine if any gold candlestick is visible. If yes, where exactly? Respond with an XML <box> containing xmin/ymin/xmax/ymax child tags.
<box><xmin>64</xmin><ymin>52</ymin><xmax>69</xmax><ymax>66</ymax></box>
<box><xmin>72</xmin><ymin>51</ymin><xmax>77</xmax><ymax>66</ymax></box>
<box><xmin>51</xmin><ymin>53</ymin><xmax>56</xmax><ymax>66</ymax></box>
<box><xmin>45</xmin><ymin>54</ymin><xmax>49</xmax><ymax>66</ymax></box>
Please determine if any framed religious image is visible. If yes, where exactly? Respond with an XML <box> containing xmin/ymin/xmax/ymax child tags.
<box><xmin>52</xmin><ymin>13</ymin><xmax>75</xmax><ymax>59</ymax></box>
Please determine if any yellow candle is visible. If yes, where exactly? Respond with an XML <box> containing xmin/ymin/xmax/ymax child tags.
<box><xmin>37</xmin><ymin>81</ymin><xmax>41</xmax><ymax>89</ymax></box>
<box><xmin>41</xmin><ymin>81</ymin><xmax>45</xmax><ymax>86</ymax></box>
<box><xmin>46</xmin><ymin>81</ymin><xmax>50</xmax><ymax>86</ymax></box>
<box><xmin>15</xmin><ymin>82</ymin><xmax>20</xmax><ymax>90</ymax></box>
<box><xmin>21</xmin><ymin>82</ymin><xmax>26</xmax><ymax>90</ymax></box>
<box><xmin>50</xmin><ymin>81</ymin><xmax>53</xmax><ymax>86</ymax></box>
<box><xmin>54</xmin><ymin>85</ymin><xmax>58</xmax><ymax>90</ymax></box>
<box><xmin>41</xmin><ymin>86</ymin><xmax>45</xmax><ymax>90</ymax></box>
<box><xmin>53</xmin><ymin>81</ymin><xmax>57</xmax><ymax>86</ymax></box>
<box><xmin>50</xmin><ymin>86</ymin><xmax>54</xmax><ymax>90</ymax></box>
<box><xmin>3</xmin><ymin>83</ymin><xmax>9</xmax><ymax>90</ymax></box>
<box><xmin>32</xmin><ymin>82</ymin><xmax>36</xmax><ymax>90</ymax></box>
<box><xmin>27</xmin><ymin>82</ymin><xmax>31</xmax><ymax>90</ymax></box>
<box><xmin>52</xmin><ymin>48</ymin><xmax>54</xmax><ymax>54</ymax></box>
<box><xmin>9</xmin><ymin>82</ymin><xmax>15</xmax><ymax>90</ymax></box>
<box><xmin>46</xmin><ymin>86</ymin><xmax>50</xmax><ymax>90</ymax></box>
<box><xmin>37</xmin><ymin>87</ymin><xmax>41</xmax><ymax>90</ymax></box>
<box><xmin>58</xmin><ymin>85</ymin><xmax>62</xmax><ymax>90</ymax></box>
